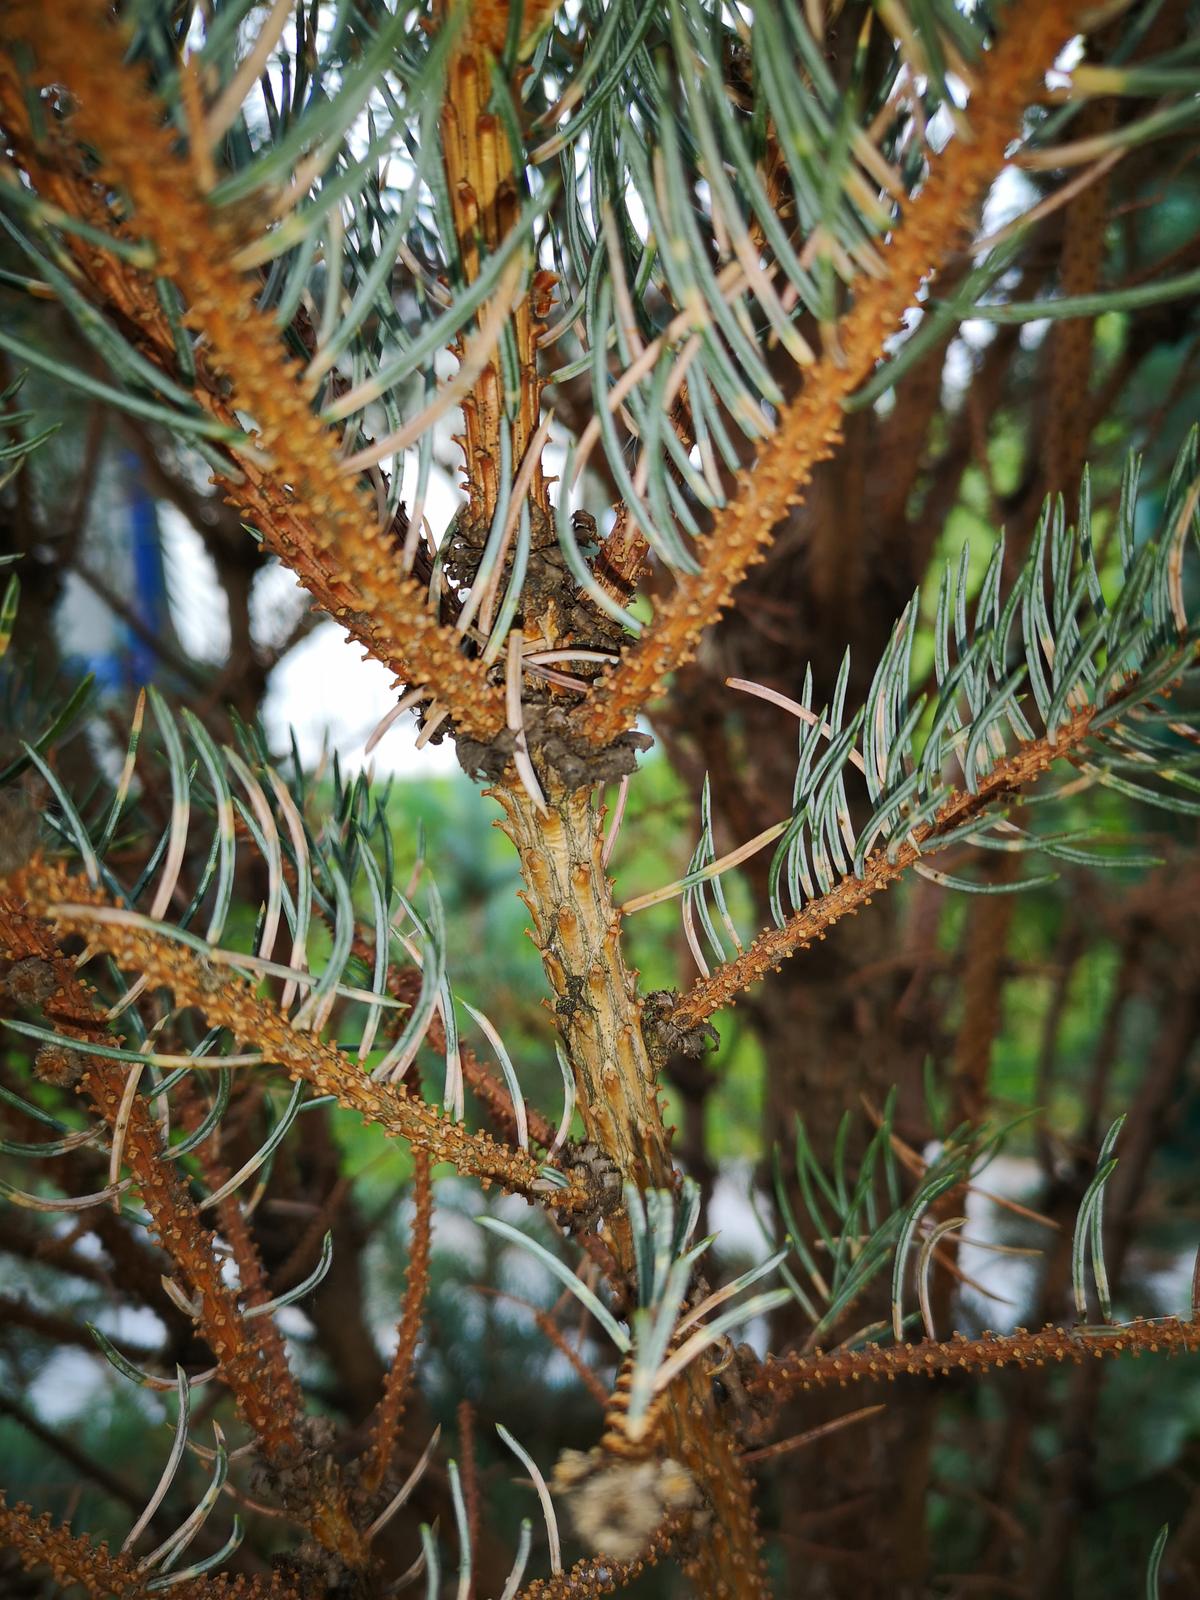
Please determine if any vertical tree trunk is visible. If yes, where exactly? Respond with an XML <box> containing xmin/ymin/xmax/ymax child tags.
<box><xmin>495</xmin><ymin>779</ymin><xmax>770</xmax><ymax>1596</ymax></box>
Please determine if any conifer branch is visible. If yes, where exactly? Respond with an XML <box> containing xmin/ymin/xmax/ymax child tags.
<box><xmin>0</xmin><ymin>888</ymin><xmax>308</xmax><ymax>1459</ymax></box>
<box><xmin>0</xmin><ymin>1493</ymin><xmax>302</xmax><ymax>1598</ymax></box>
<box><xmin>664</xmin><ymin>435</ymin><xmax>1200</xmax><ymax>1025</ymax></box>
<box><xmin>173</xmin><ymin>1076</ymin><xmax>281</xmax><ymax>1320</ymax></box>
<box><xmin>381</xmin><ymin>958</ymin><xmax>560</xmax><ymax>1153</ymax></box>
<box><xmin>514</xmin><ymin>1514</ymin><xmax>686</xmax><ymax>1599</ymax></box>
<box><xmin>750</xmin><ymin>1317</ymin><xmax>1200</xmax><ymax>1399</ymax></box>
<box><xmin>0</xmin><ymin>1495</ymin><xmax>149</xmax><ymax>1600</ymax></box>
<box><xmin>492</xmin><ymin>783</ymin><xmax>771</xmax><ymax>1590</ymax></box>
<box><xmin>12</xmin><ymin>857</ymin><xmax>584</xmax><ymax>1210</ymax></box>
<box><xmin>441</xmin><ymin>5</ymin><xmax>557</xmax><ymax>526</ymax></box>
<box><xmin>362</xmin><ymin>1148</ymin><xmax>434</xmax><ymax>1496</ymax></box>
<box><xmin>0</xmin><ymin>880</ymin><xmax>375</xmax><ymax>1571</ymax></box>
<box><xmin>0</xmin><ymin>59</ymin><xmax>179</xmax><ymax>375</ymax></box>
<box><xmin>669</xmin><ymin>705</ymin><xmax>1098</xmax><ymax>1026</ymax></box>
<box><xmin>580</xmin><ymin>0</ymin><xmax>1092</xmax><ymax>746</ymax></box>
<box><xmin>1</xmin><ymin>2</ymin><xmax>1195</xmax><ymax>1590</ymax></box>
<box><xmin>4</xmin><ymin>0</ymin><xmax>507</xmax><ymax>740</ymax></box>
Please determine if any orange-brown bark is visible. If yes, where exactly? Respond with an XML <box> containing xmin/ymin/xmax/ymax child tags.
<box><xmin>0</xmin><ymin>1494</ymin><xmax>302</xmax><ymax>1598</ymax></box>
<box><xmin>362</xmin><ymin>1149</ymin><xmax>434</xmax><ymax>1494</ymax></box>
<box><xmin>752</xmin><ymin>1318</ymin><xmax>1200</xmax><ymax>1398</ymax></box>
<box><xmin>0</xmin><ymin>884</ymin><xmax>374</xmax><ymax>1570</ymax></box>
<box><xmin>14</xmin><ymin>857</ymin><xmax>588</xmax><ymax>1206</ymax></box>
<box><xmin>0</xmin><ymin>884</ymin><xmax>307</xmax><ymax>1460</ymax></box>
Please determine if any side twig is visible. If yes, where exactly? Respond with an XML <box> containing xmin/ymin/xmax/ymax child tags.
<box><xmin>751</xmin><ymin>1317</ymin><xmax>1200</xmax><ymax>1400</ymax></box>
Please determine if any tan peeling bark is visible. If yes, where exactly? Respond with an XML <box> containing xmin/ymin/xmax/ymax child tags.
<box><xmin>441</xmin><ymin>5</ymin><xmax>553</xmax><ymax>524</ymax></box>
<box><xmin>493</xmin><ymin>781</ymin><xmax>769</xmax><ymax>1594</ymax></box>
<box><xmin>491</xmin><ymin>783</ymin><xmax>671</xmax><ymax>1188</ymax></box>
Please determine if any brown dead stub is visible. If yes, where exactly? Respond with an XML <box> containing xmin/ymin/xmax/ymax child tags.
<box><xmin>458</xmin><ymin>703</ymin><xmax>652</xmax><ymax>788</ymax></box>
<box><xmin>709</xmin><ymin>1342</ymin><xmax>774</xmax><ymax>1447</ymax></box>
<box><xmin>641</xmin><ymin>989</ymin><xmax>720</xmax><ymax>1069</ymax></box>
<box><xmin>554</xmin><ymin>1138</ymin><xmax>624</xmax><ymax>1236</ymax></box>
<box><xmin>1</xmin><ymin>955</ymin><xmax>59</xmax><ymax>1007</ymax></box>
<box><xmin>33</xmin><ymin>1042</ymin><xmax>84</xmax><ymax>1088</ymax></box>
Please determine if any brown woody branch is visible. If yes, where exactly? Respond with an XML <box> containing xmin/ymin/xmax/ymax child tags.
<box><xmin>14</xmin><ymin>856</ymin><xmax>586</xmax><ymax>1211</ymax></box>
<box><xmin>0</xmin><ymin>895</ymin><xmax>306</xmax><ymax>1461</ymax></box>
<box><xmin>376</xmin><ymin>958</ymin><xmax>561</xmax><ymax>1153</ymax></box>
<box><xmin>0</xmin><ymin>1099</ymin><xmax>178</xmax><ymax>1315</ymax></box>
<box><xmin>495</xmin><ymin>782</ymin><xmax>770</xmax><ymax>1594</ymax></box>
<box><xmin>0</xmin><ymin>1494</ymin><xmax>301</xmax><ymax>1599</ymax></box>
<box><xmin>515</xmin><ymin>1513</ymin><xmax>686</xmax><ymax>1600</ymax></box>
<box><xmin>173</xmin><ymin>1076</ymin><xmax>278</xmax><ymax>1319</ymax></box>
<box><xmin>668</xmin><ymin>705</ymin><xmax>1099</xmax><ymax>1027</ymax></box>
<box><xmin>0</xmin><ymin>1495</ymin><xmax>150</xmax><ymax>1600</ymax></box>
<box><xmin>0</xmin><ymin>883</ymin><xmax>375</xmax><ymax>1568</ymax></box>
<box><xmin>361</xmin><ymin>1148</ymin><xmax>434</xmax><ymax>1496</ymax></box>
<box><xmin>441</xmin><ymin>4</ymin><xmax>557</xmax><ymax>524</ymax></box>
<box><xmin>750</xmin><ymin>1317</ymin><xmax>1200</xmax><ymax>1400</ymax></box>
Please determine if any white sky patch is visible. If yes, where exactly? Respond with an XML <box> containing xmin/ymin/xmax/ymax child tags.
<box><xmin>956</xmin><ymin>1155</ymin><xmax>1044</xmax><ymax>1333</ymax></box>
<box><xmin>942</xmin><ymin>336</ymin><xmax>974</xmax><ymax>403</ymax></box>
<box><xmin>26</xmin><ymin>1303</ymin><xmax>165</xmax><ymax>1424</ymax></box>
<box><xmin>160</xmin><ymin>447</ymin><xmax>471</xmax><ymax>776</ymax></box>
<box><xmin>161</xmin><ymin>505</ymin><xmax>230</xmax><ymax>664</ymax></box>
<box><xmin>249</xmin><ymin>556</ymin><xmax>308</xmax><ymax>651</ymax></box>
<box><xmin>980</xmin><ymin>165</ymin><xmax>1040</xmax><ymax>241</ymax></box>
<box><xmin>624</xmin><ymin>184</ymin><xmax>650</xmax><ymax>246</ymax></box>
<box><xmin>1053</xmin><ymin>34</ymin><xmax>1086</xmax><ymax>79</ymax></box>
<box><xmin>926</xmin><ymin>103</ymin><xmax>956</xmax><ymax>154</ymax></box>
<box><xmin>263</xmin><ymin>622</ymin><xmax>460</xmax><ymax>776</ymax></box>
<box><xmin>708</xmin><ymin>1166</ymin><xmax>768</xmax><ymax>1258</ymax></box>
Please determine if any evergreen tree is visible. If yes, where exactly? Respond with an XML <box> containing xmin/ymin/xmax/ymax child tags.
<box><xmin>1</xmin><ymin>2</ymin><xmax>1199</xmax><ymax>1594</ymax></box>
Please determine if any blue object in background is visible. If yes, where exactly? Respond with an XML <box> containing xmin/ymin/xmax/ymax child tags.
<box><xmin>64</xmin><ymin>448</ymin><xmax>172</xmax><ymax>693</ymax></box>
<box><xmin>123</xmin><ymin>449</ymin><xmax>169</xmax><ymax>688</ymax></box>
